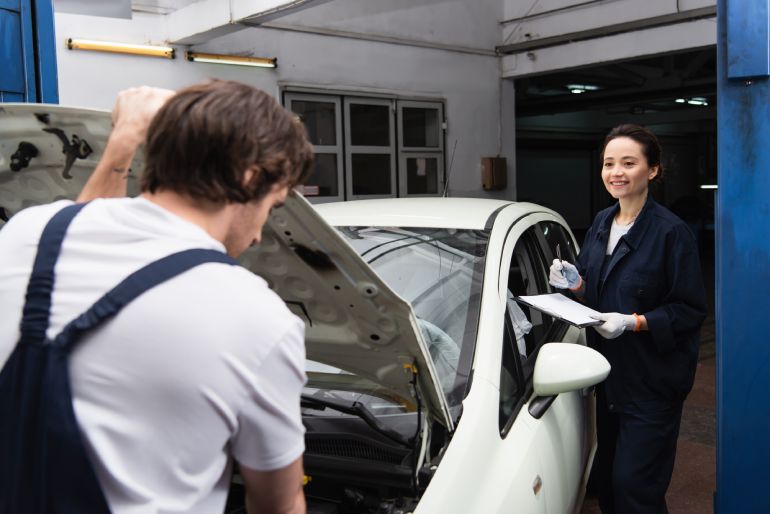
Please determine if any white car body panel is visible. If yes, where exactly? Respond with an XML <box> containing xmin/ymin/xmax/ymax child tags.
<box><xmin>0</xmin><ymin>105</ymin><xmax>143</xmax><ymax>220</ymax></box>
<box><xmin>414</xmin><ymin>378</ymin><xmax>545</xmax><ymax>514</ymax></box>
<box><xmin>241</xmin><ymin>192</ymin><xmax>455</xmax><ymax>429</ymax></box>
<box><xmin>315</xmin><ymin>197</ymin><xmax>511</xmax><ymax>230</ymax></box>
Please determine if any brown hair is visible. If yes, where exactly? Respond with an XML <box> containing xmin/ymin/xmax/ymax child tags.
<box><xmin>141</xmin><ymin>79</ymin><xmax>313</xmax><ymax>203</ymax></box>
<box><xmin>601</xmin><ymin>124</ymin><xmax>664</xmax><ymax>183</ymax></box>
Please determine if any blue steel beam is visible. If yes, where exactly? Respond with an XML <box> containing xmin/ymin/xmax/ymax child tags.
<box><xmin>0</xmin><ymin>0</ymin><xmax>57</xmax><ymax>102</ymax></box>
<box><xmin>717</xmin><ymin>0</ymin><xmax>770</xmax><ymax>512</ymax></box>
<box><xmin>33</xmin><ymin>0</ymin><xmax>58</xmax><ymax>103</ymax></box>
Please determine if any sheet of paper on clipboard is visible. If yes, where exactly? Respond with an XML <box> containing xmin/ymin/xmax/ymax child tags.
<box><xmin>516</xmin><ymin>293</ymin><xmax>603</xmax><ymax>328</ymax></box>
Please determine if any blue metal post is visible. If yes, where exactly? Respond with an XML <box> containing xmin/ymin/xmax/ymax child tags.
<box><xmin>717</xmin><ymin>0</ymin><xmax>770</xmax><ymax>512</ymax></box>
<box><xmin>33</xmin><ymin>0</ymin><xmax>58</xmax><ymax>103</ymax></box>
<box><xmin>0</xmin><ymin>0</ymin><xmax>57</xmax><ymax>103</ymax></box>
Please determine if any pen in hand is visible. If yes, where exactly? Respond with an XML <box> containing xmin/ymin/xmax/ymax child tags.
<box><xmin>556</xmin><ymin>243</ymin><xmax>565</xmax><ymax>279</ymax></box>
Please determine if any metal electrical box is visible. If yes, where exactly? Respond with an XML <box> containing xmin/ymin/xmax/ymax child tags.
<box><xmin>481</xmin><ymin>156</ymin><xmax>507</xmax><ymax>191</ymax></box>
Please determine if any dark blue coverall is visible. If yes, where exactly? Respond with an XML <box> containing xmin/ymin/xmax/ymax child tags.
<box><xmin>576</xmin><ymin>195</ymin><xmax>707</xmax><ymax>514</ymax></box>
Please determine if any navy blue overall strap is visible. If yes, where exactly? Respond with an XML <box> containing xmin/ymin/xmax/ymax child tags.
<box><xmin>19</xmin><ymin>203</ymin><xmax>87</xmax><ymax>345</ymax></box>
<box><xmin>52</xmin><ymin>248</ymin><xmax>237</xmax><ymax>350</ymax></box>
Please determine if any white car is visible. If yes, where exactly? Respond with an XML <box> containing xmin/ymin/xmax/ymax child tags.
<box><xmin>244</xmin><ymin>195</ymin><xmax>610</xmax><ymax>514</ymax></box>
<box><xmin>0</xmin><ymin>104</ymin><xmax>609</xmax><ymax>514</ymax></box>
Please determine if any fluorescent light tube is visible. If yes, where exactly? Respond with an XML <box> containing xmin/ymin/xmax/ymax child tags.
<box><xmin>186</xmin><ymin>52</ymin><xmax>277</xmax><ymax>68</ymax></box>
<box><xmin>67</xmin><ymin>38</ymin><xmax>175</xmax><ymax>58</ymax></box>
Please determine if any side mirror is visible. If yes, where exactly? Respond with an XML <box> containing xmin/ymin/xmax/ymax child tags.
<box><xmin>533</xmin><ymin>342</ymin><xmax>610</xmax><ymax>397</ymax></box>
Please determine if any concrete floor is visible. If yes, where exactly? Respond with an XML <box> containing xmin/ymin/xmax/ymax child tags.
<box><xmin>581</xmin><ymin>248</ymin><xmax>717</xmax><ymax>514</ymax></box>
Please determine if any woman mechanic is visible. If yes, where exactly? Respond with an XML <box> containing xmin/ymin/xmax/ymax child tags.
<box><xmin>549</xmin><ymin>124</ymin><xmax>707</xmax><ymax>514</ymax></box>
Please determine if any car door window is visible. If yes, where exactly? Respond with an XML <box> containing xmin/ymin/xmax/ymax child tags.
<box><xmin>499</xmin><ymin>314</ymin><xmax>524</xmax><ymax>436</ymax></box>
<box><xmin>541</xmin><ymin>221</ymin><xmax>578</xmax><ymax>277</ymax></box>
<box><xmin>507</xmin><ymin>227</ymin><xmax>553</xmax><ymax>364</ymax></box>
<box><xmin>505</xmin><ymin>226</ymin><xmax>570</xmax><ymax>383</ymax></box>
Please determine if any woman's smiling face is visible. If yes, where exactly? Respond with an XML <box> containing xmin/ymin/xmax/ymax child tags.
<box><xmin>601</xmin><ymin>136</ymin><xmax>659</xmax><ymax>201</ymax></box>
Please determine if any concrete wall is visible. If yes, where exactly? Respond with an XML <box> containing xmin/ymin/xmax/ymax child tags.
<box><xmin>275</xmin><ymin>0</ymin><xmax>501</xmax><ymax>51</ymax></box>
<box><xmin>501</xmin><ymin>0</ymin><xmax>716</xmax><ymax>77</ymax></box>
<box><xmin>195</xmin><ymin>26</ymin><xmax>505</xmax><ymax>198</ymax></box>
<box><xmin>55</xmin><ymin>13</ymin><xmax>275</xmax><ymax>109</ymax></box>
<box><xmin>54</xmin><ymin>2</ymin><xmax>511</xmax><ymax>199</ymax></box>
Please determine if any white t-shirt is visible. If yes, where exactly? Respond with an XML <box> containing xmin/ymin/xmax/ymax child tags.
<box><xmin>606</xmin><ymin>218</ymin><xmax>634</xmax><ymax>255</ymax></box>
<box><xmin>0</xmin><ymin>198</ymin><xmax>306</xmax><ymax>514</ymax></box>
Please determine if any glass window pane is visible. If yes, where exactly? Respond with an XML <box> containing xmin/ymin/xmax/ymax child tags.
<box><xmin>406</xmin><ymin>157</ymin><xmax>439</xmax><ymax>195</ymax></box>
<box><xmin>350</xmin><ymin>104</ymin><xmax>390</xmax><ymax>146</ymax></box>
<box><xmin>541</xmin><ymin>221</ymin><xmax>577</xmax><ymax>262</ymax></box>
<box><xmin>351</xmin><ymin>154</ymin><xmax>391</xmax><ymax>195</ymax></box>
<box><xmin>499</xmin><ymin>323</ymin><xmax>521</xmax><ymax>432</ymax></box>
<box><xmin>300</xmin><ymin>153</ymin><xmax>338</xmax><ymax>197</ymax></box>
<box><xmin>403</xmin><ymin>107</ymin><xmax>440</xmax><ymax>148</ymax></box>
<box><xmin>291</xmin><ymin>101</ymin><xmax>336</xmax><ymax>146</ymax></box>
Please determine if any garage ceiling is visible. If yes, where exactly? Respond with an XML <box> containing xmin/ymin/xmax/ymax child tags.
<box><xmin>515</xmin><ymin>47</ymin><xmax>716</xmax><ymax>120</ymax></box>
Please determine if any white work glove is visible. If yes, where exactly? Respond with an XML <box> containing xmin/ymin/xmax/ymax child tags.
<box><xmin>549</xmin><ymin>259</ymin><xmax>582</xmax><ymax>290</ymax></box>
<box><xmin>591</xmin><ymin>312</ymin><xmax>636</xmax><ymax>339</ymax></box>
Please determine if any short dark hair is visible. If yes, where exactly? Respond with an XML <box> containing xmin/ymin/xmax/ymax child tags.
<box><xmin>601</xmin><ymin>124</ymin><xmax>664</xmax><ymax>183</ymax></box>
<box><xmin>141</xmin><ymin>80</ymin><xmax>313</xmax><ymax>203</ymax></box>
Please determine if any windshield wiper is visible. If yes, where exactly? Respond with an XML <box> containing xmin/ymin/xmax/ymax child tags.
<box><xmin>301</xmin><ymin>394</ymin><xmax>411</xmax><ymax>447</ymax></box>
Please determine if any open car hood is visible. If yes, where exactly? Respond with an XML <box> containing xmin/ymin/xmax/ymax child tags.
<box><xmin>0</xmin><ymin>104</ymin><xmax>144</xmax><ymax>219</ymax></box>
<box><xmin>0</xmin><ymin>104</ymin><xmax>454</xmax><ymax>430</ymax></box>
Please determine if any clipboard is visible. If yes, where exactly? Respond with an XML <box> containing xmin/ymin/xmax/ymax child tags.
<box><xmin>516</xmin><ymin>293</ymin><xmax>603</xmax><ymax>328</ymax></box>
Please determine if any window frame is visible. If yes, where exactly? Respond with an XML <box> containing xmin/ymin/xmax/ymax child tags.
<box><xmin>497</xmin><ymin>217</ymin><xmax>573</xmax><ymax>429</ymax></box>
<box><xmin>398</xmin><ymin>152</ymin><xmax>445</xmax><ymax>198</ymax></box>
<box><xmin>344</xmin><ymin>96</ymin><xmax>397</xmax><ymax>200</ymax></box>
<box><xmin>397</xmin><ymin>100</ymin><xmax>445</xmax><ymax>197</ymax></box>
<box><xmin>284</xmin><ymin>92</ymin><xmax>344</xmax><ymax>203</ymax></box>
<box><xmin>283</xmin><ymin>88</ymin><xmax>446</xmax><ymax>202</ymax></box>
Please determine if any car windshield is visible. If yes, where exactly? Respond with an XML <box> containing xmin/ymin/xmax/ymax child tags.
<box><xmin>305</xmin><ymin>226</ymin><xmax>489</xmax><ymax>411</ymax></box>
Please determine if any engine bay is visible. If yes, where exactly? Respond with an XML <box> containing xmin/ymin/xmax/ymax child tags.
<box><xmin>302</xmin><ymin>412</ymin><xmax>447</xmax><ymax>514</ymax></box>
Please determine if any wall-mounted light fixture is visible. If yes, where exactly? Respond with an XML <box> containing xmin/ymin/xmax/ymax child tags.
<box><xmin>66</xmin><ymin>38</ymin><xmax>175</xmax><ymax>58</ymax></box>
<box><xmin>186</xmin><ymin>51</ymin><xmax>277</xmax><ymax>68</ymax></box>
<box><xmin>700</xmin><ymin>184</ymin><xmax>718</xmax><ymax>190</ymax></box>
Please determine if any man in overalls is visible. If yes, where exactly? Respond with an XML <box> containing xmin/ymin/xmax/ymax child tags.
<box><xmin>0</xmin><ymin>80</ymin><xmax>314</xmax><ymax>513</ymax></box>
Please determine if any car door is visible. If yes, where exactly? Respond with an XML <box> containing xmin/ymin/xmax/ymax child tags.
<box><xmin>538</xmin><ymin>219</ymin><xmax>596</xmax><ymax>478</ymax></box>
<box><xmin>497</xmin><ymin>215</ymin><xmax>589</xmax><ymax>514</ymax></box>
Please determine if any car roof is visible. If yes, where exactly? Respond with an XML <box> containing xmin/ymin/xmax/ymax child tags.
<box><xmin>313</xmin><ymin>197</ymin><xmax>531</xmax><ymax>230</ymax></box>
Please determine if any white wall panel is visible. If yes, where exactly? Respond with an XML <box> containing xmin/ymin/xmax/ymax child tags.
<box><xmin>55</xmin><ymin>14</ymin><xmax>276</xmax><ymax>110</ymax></box>
<box><xmin>501</xmin><ymin>0</ymin><xmax>716</xmax><ymax>76</ymax></box>
<box><xmin>275</xmin><ymin>0</ymin><xmax>502</xmax><ymax>51</ymax></box>
<box><xmin>54</xmin><ymin>10</ymin><xmax>510</xmax><ymax>199</ymax></box>
<box><xmin>502</xmin><ymin>17</ymin><xmax>716</xmax><ymax>78</ymax></box>
<box><xmin>199</xmin><ymin>26</ymin><xmax>507</xmax><ymax>198</ymax></box>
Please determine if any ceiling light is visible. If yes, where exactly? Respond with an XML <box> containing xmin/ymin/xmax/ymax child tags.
<box><xmin>700</xmin><ymin>184</ymin><xmax>718</xmax><ymax>190</ymax></box>
<box><xmin>566</xmin><ymin>84</ymin><xmax>600</xmax><ymax>94</ymax></box>
<box><xmin>186</xmin><ymin>52</ymin><xmax>277</xmax><ymax>68</ymax></box>
<box><xmin>676</xmin><ymin>97</ymin><xmax>709</xmax><ymax>106</ymax></box>
<box><xmin>66</xmin><ymin>38</ymin><xmax>175</xmax><ymax>58</ymax></box>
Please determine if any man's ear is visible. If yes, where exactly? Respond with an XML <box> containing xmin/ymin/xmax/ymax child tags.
<box><xmin>242</xmin><ymin>166</ymin><xmax>260</xmax><ymax>187</ymax></box>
